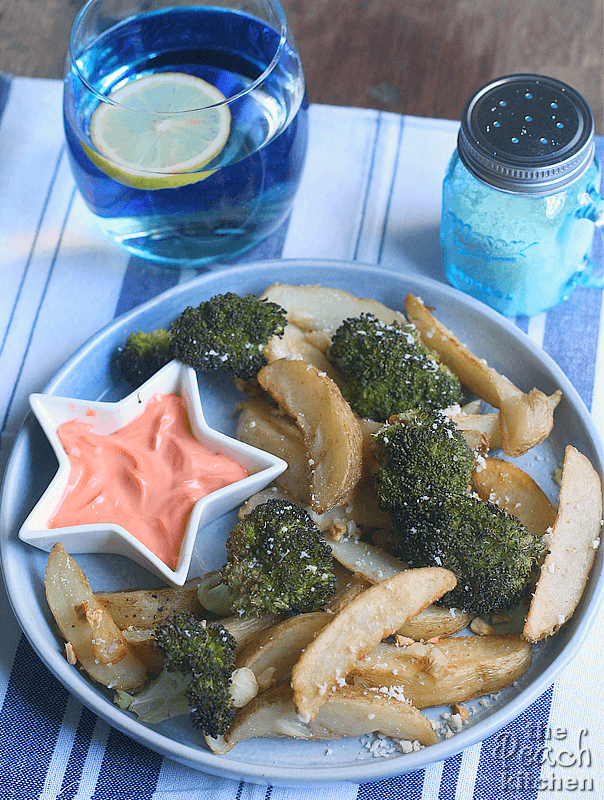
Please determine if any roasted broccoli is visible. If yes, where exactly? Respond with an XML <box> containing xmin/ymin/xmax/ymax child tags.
<box><xmin>220</xmin><ymin>499</ymin><xmax>337</xmax><ymax>617</ymax></box>
<box><xmin>329</xmin><ymin>313</ymin><xmax>462</xmax><ymax>420</ymax></box>
<box><xmin>372</xmin><ymin>410</ymin><xmax>475</xmax><ymax>510</ymax></box>
<box><xmin>115</xmin><ymin>329</ymin><xmax>173</xmax><ymax>385</ymax></box>
<box><xmin>124</xmin><ymin>612</ymin><xmax>238</xmax><ymax>737</ymax></box>
<box><xmin>170</xmin><ymin>292</ymin><xmax>286</xmax><ymax>378</ymax></box>
<box><xmin>389</xmin><ymin>494</ymin><xmax>546</xmax><ymax>616</ymax></box>
<box><xmin>116</xmin><ymin>292</ymin><xmax>286</xmax><ymax>385</ymax></box>
<box><xmin>371</xmin><ymin>410</ymin><xmax>544</xmax><ymax>615</ymax></box>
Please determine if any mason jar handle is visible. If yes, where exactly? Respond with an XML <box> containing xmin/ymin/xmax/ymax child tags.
<box><xmin>577</xmin><ymin>188</ymin><xmax>604</xmax><ymax>289</ymax></box>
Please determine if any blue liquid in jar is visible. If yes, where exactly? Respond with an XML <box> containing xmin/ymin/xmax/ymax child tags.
<box><xmin>441</xmin><ymin>151</ymin><xmax>601</xmax><ymax>317</ymax></box>
<box><xmin>63</xmin><ymin>6</ymin><xmax>308</xmax><ymax>266</ymax></box>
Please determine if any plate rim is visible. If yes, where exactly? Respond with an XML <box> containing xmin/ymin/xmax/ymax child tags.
<box><xmin>2</xmin><ymin>257</ymin><xmax>604</xmax><ymax>787</ymax></box>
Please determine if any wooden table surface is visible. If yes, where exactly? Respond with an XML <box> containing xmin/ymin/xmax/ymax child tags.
<box><xmin>1</xmin><ymin>0</ymin><xmax>602</xmax><ymax>133</ymax></box>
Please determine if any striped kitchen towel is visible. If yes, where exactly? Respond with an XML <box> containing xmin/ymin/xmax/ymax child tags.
<box><xmin>0</xmin><ymin>73</ymin><xmax>603</xmax><ymax>799</ymax></box>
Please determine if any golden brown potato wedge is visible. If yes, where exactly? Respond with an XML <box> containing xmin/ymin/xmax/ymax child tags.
<box><xmin>208</xmin><ymin>682</ymin><xmax>437</xmax><ymax>753</ymax></box>
<box><xmin>96</xmin><ymin>580</ymin><xmax>203</xmax><ymax>630</ymax></box>
<box><xmin>236</xmin><ymin>612</ymin><xmax>332</xmax><ymax>690</ymax></box>
<box><xmin>257</xmin><ymin>358</ymin><xmax>363</xmax><ymax>513</ymax></box>
<box><xmin>524</xmin><ymin>446</ymin><xmax>602</xmax><ymax>642</ymax></box>
<box><xmin>352</xmin><ymin>634</ymin><xmax>532</xmax><ymax>708</ymax></box>
<box><xmin>473</xmin><ymin>457</ymin><xmax>557</xmax><ymax>537</ymax></box>
<box><xmin>260</xmin><ymin>283</ymin><xmax>407</xmax><ymax>334</ymax></box>
<box><xmin>45</xmin><ymin>543</ymin><xmax>147</xmax><ymax>692</ymax></box>
<box><xmin>325</xmin><ymin>564</ymin><xmax>373</xmax><ymax>615</ymax></box>
<box><xmin>324</xmin><ymin>550</ymin><xmax>470</xmax><ymax>639</ymax></box>
<box><xmin>396</xmin><ymin>605</ymin><xmax>472</xmax><ymax>641</ymax></box>
<box><xmin>236</xmin><ymin>403</ymin><xmax>390</xmax><ymax>529</ymax></box>
<box><xmin>314</xmin><ymin>684</ymin><xmax>438</xmax><ymax>745</ymax></box>
<box><xmin>404</xmin><ymin>294</ymin><xmax>561</xmax><ymax>457</ymax></box>
<box><xmin>291</xmin><ymin>567</ymin><xmax>456</xmax><ymax>720</ymax></box>
<box><xmin>237</xmin><ymin>398</ymin><xmax>311</xmax><ymax>503</ymax></box>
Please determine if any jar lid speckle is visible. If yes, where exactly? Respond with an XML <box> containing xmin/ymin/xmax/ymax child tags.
<box><xmin>458</xmin><ymin>73</ymin><xmax>595</xmax><ymax>195</ymax></box>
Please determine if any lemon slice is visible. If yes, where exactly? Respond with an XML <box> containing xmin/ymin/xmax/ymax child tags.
<box><xmin>86</xmin><ymin>72</ymin><xmax>231</xmax><ymax>190</ymax></box>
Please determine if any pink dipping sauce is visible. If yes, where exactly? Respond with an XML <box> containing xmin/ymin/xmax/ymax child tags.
<box><xmin>49</xmin><ymin>393</ymin><xmax>248</xmax><ymax>569</ymax></box>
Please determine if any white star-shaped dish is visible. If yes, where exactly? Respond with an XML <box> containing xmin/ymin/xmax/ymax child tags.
<box><xmin>19</xmin><ymin>360</ymin><xmax>287</xmax><ymax>586</ymax></box>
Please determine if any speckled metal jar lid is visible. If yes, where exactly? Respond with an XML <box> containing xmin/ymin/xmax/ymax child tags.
<box><xmin>457</xmin><ymin>73</ymin><xmax>595</xmax><ymax>195</ymax></box>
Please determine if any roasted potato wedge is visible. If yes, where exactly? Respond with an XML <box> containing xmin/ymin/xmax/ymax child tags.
<box><xmin>208</xmin><ymin>682</ymin><xmax>437</xmax><ymax>753</ymax></box>
<box><xmin>524</xmin><ymin>446</ymin><xmax>602</xmax><ymax>642</ymax></box>
<box><xmin>291</xmin><ymin>567</ymin><xmax>457</xmax><ymax>720</ymax></box>
<box><xmin>473</xmin><ymin>457</ymin><xmax>557</xmax><ymax>537</ymax></box>
<box><xmin>45</xmin><ymin>543</ymin><xmax>147</xmax><ymax>692</ymax></box>
<box><xmin>96</xmin><ymin>580</ymin><xmax>203</xmax><ymax>630</ymax></box>
<box><xmin>352</xmin><ymin>634</ymin><xmax>532</xmax><ymax>708</ymax></box>
<box><xmin>236</xmin><ymin>612</ymin><xmax>332</xmax><ymax>690</ymax></box>
<box><xmin>263</xmin><ymin>321</ymin><xmax>338</xmax><ymax>379</ymax></box>
<box><xmin>325</xmin><ymin>535</ymin><xmax>407</xmax><ymax>583</ymax></box>
<box><xmin>260</xmin><ymin>283</ymin><xmax>407</xmax><ymax>334</ymax></box>
<box><xmin>396</xmin><ymin>605</ymin><xmax>472</xmax><ymax>641</ymax></box>
<box><xmin>315</xmin><ymin>684</ymin><xmax>438</xmax><ymax>745</ymax></box>
<box><xmin>237</xmin><ymin>398</ymin><xmax>311</xmax><ymax>503</ymax></box>
<box><xmin>257</xmin><ymin>358</ymin><xmax>363</xmax><ymax>513</ymax></box>
<box><xmin>324</xmin><ymin>540</ymin><xmax>470</xmax><ymax>638</ymax></box>
<box><xmin>325</xmin><ymin>565</ymin><xmax>373</xmax><ymax>615</ymax></box>
<box><xmin>449</xmin><ymin>410</ymin><xmax>503</xmax><ymax>453</ymax></box>
<box><xmin>404</xmin><ymin>294</ymin><xmax>561</xmax><ymax>457</ymax></box>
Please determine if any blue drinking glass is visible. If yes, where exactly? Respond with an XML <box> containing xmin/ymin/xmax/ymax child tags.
<box><xmin>63</xmin><ymin>0</ymin><xmax>308</xmax><ymax>268</ymax></box>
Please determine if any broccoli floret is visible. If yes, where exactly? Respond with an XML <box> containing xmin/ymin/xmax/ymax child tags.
<box><xmin>372</xmin><ymin>410</ymin><xmax>475</xmax><ymax>510</ymax></box>
<box><xmin>115</xmin><ymin>329</ymin><xmax>173</xmax><ymax>385</ymax></box>
<box><xmin>221</xmin><ymin>499</ymin><xmax>337</xmax><ymax>617</ymax></box>
<box><xmin>329</xmin><ymin>313</ymin><xmax>462</xmax><ymax>420</ymax></box>
<box><xmin>147</xmin><ymin>612</ymin><xmax>238</xmax><ymax>738</ymax></box>
<box><xmin>390</xmin><ymin>494</ymin><xmax>546</xmax><ymax>616</ymax></box>
<box><xmin>169</xmin><ymin>292</ymin><xmax>286</xmax><ymax>379</ymax></box>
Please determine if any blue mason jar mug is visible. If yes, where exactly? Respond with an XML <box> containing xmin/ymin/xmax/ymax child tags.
<box><xmin>441</xmin><ymin>74</ymin><xmax>604</xmax><ymax>317</ymax></box>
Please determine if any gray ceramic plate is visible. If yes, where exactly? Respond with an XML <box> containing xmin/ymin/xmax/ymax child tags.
<box><xmin>2</xmin><ymin>260</ymin><xmax>603</xmax><ymax>786</ymax></box>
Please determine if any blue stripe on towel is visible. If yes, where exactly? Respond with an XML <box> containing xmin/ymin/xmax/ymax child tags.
<box><xmin>0</xmin><ymin>72</ymin><xmax>11</xmax><ymax>128</ymax></box>
<box><xmin>438</xmin><ymin>752</ymin><xmax>464</xmax><ymax>799</ymax></box>
<box><xmin>0</xmin><ymin>146</ymin><xmax>65</xmax><ymax>363</ymax></box>
<box><xmin>358</xmin><ymin>766</ymin><xmax>425</xmax><ymax>799</ymax></box>
<box><xmin>542</xmin><ymin>286</ymin><xmax>602</xmax><ymax>410</ymax></box>
<box><xmin>114</xmin><ymin>257</ymin><xmax>182</xmax><ymax>318</ymax></box>
<box><xmin>58</xmin><ymin>706</ymin><xmax>100</xmax><ymax>800</ymax></box>
<box><xmin>353</xmin><ymin>111</ymin><xmax>382</xmax><ymax>262</ymax></box>
<box><xmin>91</xmin><ymin>727</ymin><xmax>162</xmax><ymax>799</ymax></box>
<box><xmin>0</xmin><ymin>638</ymin><xmax>69</xmax><ymax>799</ymax></box>
<box><xmin>473</xmin><ymin>685</ymin><xmax>554</xmax><ymax>799</ymax></box>
<box><xmin>377</xmin><ymin>115</ymin><xmax>405</xmax><ymax>265</ymax></box>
